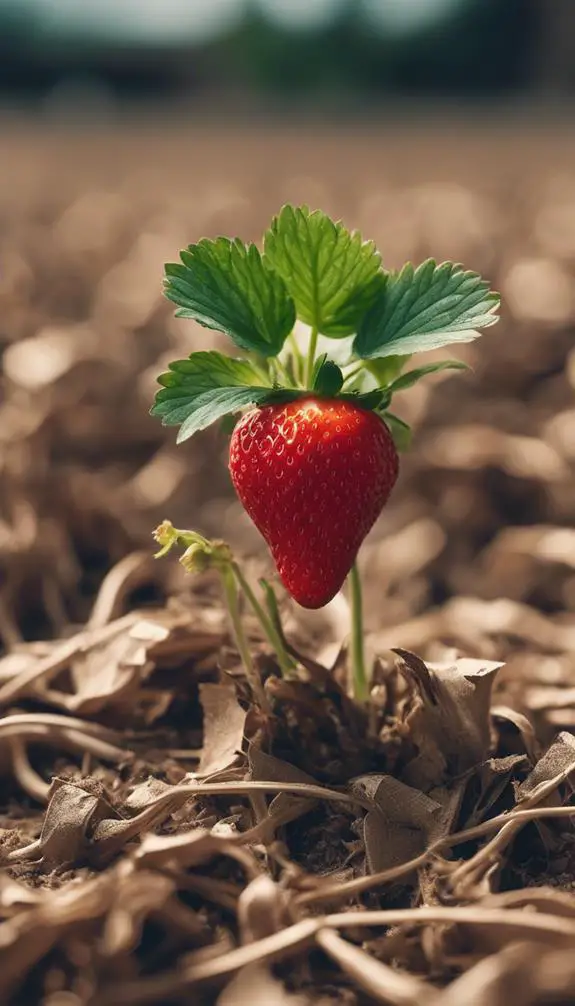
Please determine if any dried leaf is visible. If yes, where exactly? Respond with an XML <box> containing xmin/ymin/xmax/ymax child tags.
<box><xmin>491</xmin><ymin>706</ymin><xmax>538</xmax><ymax>762</ymax></box>
<box><xmin>516</xmin><ymin>731</ymin><xmax>575</xmax><ymax>802</ymax></box>
<box><xmin>133</xmin><ymin>827</ymin><xmax>257</xmax><ymax>877</ymax></box>
<box><xmin>124</xmin><ymin>777</ymin><xmax>173</xmax><ymax>811</ymax></box>
<box><xmin>0</xmin><ymin>607</ymin><xmax>224</xmax><ymax>721</ymax></box>
<box><xmin>0</xmin><ymin>614</ymin><xmax>140</xmax><ymax>709</ymax></box>
<box><xmin>64</xmin><ymin>624</ymin><xmax>155</xmax><ymax>715</ymax></box>
<box><xmin>395</xmin><ymin>650</ymin><xmax>503</xmax><ymax>789</ymax></box>
<box><xmin>248</xmin><ymin>746</ymin><xmax>324</xmax><ymax>839</ymax></box>
<box><xmin>249</xmin><ymin>746</ymin><xmax>318</xmax><ymax>785</ymax></box>
<box><xmin>450</xmin><ymin>756</ymin><xmax>526</xmax><ymax>840</ymax></box>
<box><xmin>7</xmin><ymin>779</ymin><xmax>117</xmax><ymax>867</ymax></box>
<box><xmin>352</xmin><ymin>774</ymin><xmax>443</xmax><ymax>874</ymax></box>
<box><xmin>197</xmin><ymin>683</ymin><xmax>246</xmax><ymax>776</ymax></box>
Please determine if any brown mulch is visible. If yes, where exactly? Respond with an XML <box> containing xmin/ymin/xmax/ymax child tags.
<box><xmin>0</xmin><ymin>118</ymin><xmax>575</xmax><ymax>1004</ymax></box>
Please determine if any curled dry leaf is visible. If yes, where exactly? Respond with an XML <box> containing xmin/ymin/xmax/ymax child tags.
<box><xmin>515</xmin><ymin>730</ymin><xmax>575</xmax><ymax>802</ymax></box>
<box><xmin>5</xmin><ymin>779</ymin><xmax>118</xmax><ymax>867</ymax></box>
<box><xmin>393</xmin><ymin>650</ymin><xmax>503</xmax><ymax>790</ymax></box>
<box><xmin>490</xmin><ymin>705</ymin><xmax>539</xmax><ymax>762</ymax></box>
<box><xmin>133</xmin><ymin>826</ymin><xmax>258</xmax><ymax>876</ymax></box>
<box><xmin>445</xmin><ymin>733</ymin><xmax>575</xmax><ymax>894</ymax></box>
<box><xmin>247</xmin><ymin>746</ymin><xmax>322</xmax><ymax>840</ymax></box>
<box><xmin>0</xmin><ymin>604</ymin><xmax>225</xmax><ymax>724</ymax></box>
<box><xmin>197</xmin><ymin>682</ymin><xmax>247</xmax><ymax>777</ymax></box>
<box><xmin>352</xmin><ymin>774</ymin><xmax>444</xmax><ymax>875</ymax></box>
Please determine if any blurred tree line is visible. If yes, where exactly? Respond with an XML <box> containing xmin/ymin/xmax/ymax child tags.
<box><xmin>0</xmin><ymin>0</ymin><xmax>573</xmax><ymax>105</ymax></box>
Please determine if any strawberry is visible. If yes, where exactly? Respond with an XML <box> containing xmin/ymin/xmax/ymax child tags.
<box><xmin>229</xmin><ymin>396</ymin><xmax>399</xmax><ymax>609</ymax></box>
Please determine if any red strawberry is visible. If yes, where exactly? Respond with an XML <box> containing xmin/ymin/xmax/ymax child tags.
<box><xmin>229</xmin><ymin>396</ymin><xmax>399</xmax><ymax>609</ymax></box>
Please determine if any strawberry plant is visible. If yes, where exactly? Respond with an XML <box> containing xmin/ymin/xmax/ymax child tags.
<box><xmin>151</xmin><ymin>206</ymin><xmax>499</xmax><ymax>701</ymax></box>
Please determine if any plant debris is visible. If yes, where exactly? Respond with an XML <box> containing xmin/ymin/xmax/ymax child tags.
<box><xmin>1</xmin><ymin>123</ymin><xmax>575</xmax><ymax>1004</ymax></box>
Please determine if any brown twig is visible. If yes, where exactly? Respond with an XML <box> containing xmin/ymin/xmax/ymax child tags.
<box><xmin>87</xmin><ymin>552</ymin><xmax>157</xmax><ymax>630</ymax></box>
<box><xmin>9</xmin><ymin>738</ymin><xmax>50</xmax><ymax>803</ymax></box>
<box><xmin>316</xmin><ymin>927</ymin><xmax>436</xmax><ymax>1005</ymax></box>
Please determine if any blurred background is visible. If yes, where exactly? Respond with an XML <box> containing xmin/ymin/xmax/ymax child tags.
<box><xmin>1</xmin><ymin>0</ymin><xmax>575</xmax><ymax>724</ymax></box>
<box><xmin>1</xmin><ymin>0</ymin><xmax>574</xmax><ymax>107</ymax></box>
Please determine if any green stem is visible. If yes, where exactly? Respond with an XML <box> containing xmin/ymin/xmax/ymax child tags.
<box><xmin>342</xmin><ymin>363</ymin><xmax>366</xmax><ymax>386</ymax></box>
<box><xmin>349</xmin><ymin>561</ymin><xmax>369</xmax><ymax>703</ymax></box>
<box><xmin>231</xmin><ymin>563</ymin><xmax>295</xmax><ymax>678</ymax></box>
<box><xmin>259</xmin><ymin>578</ymin><xmax>297</xmax><ymax>675</ymax></box>
<box><xmin>289</xmin><ymin>332</ymin><xmax>304</xmax><ymax>385</ymax></box>
<box><xmin>273</xmin><ymin>356</ymin><xmax>296</xmax><ymax>388</ymax></box>
<box><xmin>161</xmin><ymin>523</ymin><xmax>295</xmax><ymax>683</ymax></box>
<box><xmin>251</xmin><ymin>358</ymin><xmax>273</xmax><ymax>386</ymax></box>
<box><xmin>220</xmin><ymin>566</ymin><xmax>270</xmax><ymax>712</ymax></box>
<box><xmin>304</xmin><ymin>325</ymin><xmax>319</xmax><ymax>388</ymax></box>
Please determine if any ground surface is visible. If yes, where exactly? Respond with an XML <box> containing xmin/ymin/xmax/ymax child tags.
<box><xmin>0</xmin><ymin>117</ymin><xmax>575</xmax><ymax>1005</ymax></box>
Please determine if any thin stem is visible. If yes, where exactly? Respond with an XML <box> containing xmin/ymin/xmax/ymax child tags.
<box><xmin>250</xmin><ymin>354</ymin><xmax>273</xmax><ymax>386</ymax></box>
<box><xmin>349</xmin><ymin>562</ymin><xmax>368</xmax><ymax>702</ymax></box>
<box><xmin>231</xmin><ymin>563</ymin><xmax>295</xmax><ymax>677</ymax></box>
<box><xmin>259</xmin><ymin>578</ymin><xmax>298</xmax><ymax>677</ymax></box>
<box><xmin>220</xmin><ymin>567</ymin><xmax>270</xmax><ymax>712</ymax></box>
<box><xmin>342</xmin><ymin>363</ymin><xmax>366</xmax><ymax>386</ymax></box>
<box><xmin>289</xmin><ymin>332</ymin><xmax>304</xmax><ymax>385</ymax></box>
<box><xmin>304</xmin><ymin>324</ymin><xmax>319</xmax><ymax>388</ymax></box>
<box><xmin>273</xmin><ymin>356</ymin><xmax>295</xmax><ymax>388</ymax></box>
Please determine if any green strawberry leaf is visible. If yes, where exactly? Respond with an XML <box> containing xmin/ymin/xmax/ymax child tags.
<box><xmin>152</xmin><ymin>351</ymin><xmax>269</xmax><ymax>426</ymax></box>
<box><xmin>354</xmin><ymin>259</ymin><xmax>500</xmax><ymax>359</ymax></box>
<box><xmin>164</xmin><ymin>238</ymin><xmax>296</xmax><ymax>357</ymax></box>
<box><xmin>385</xmin><ymin>359</ymin><xmax>470</xmax><ymax>394</ymax></box>
<box><xmin>310</xmin><ymin>352</ymin><xmax>328</xmax><ymax>387</ymax></box>
<box><xmin>151</xmin><ymin>350</ymin><xmax>279</xmax><ymax>442</ymax></box>
<box><xmin>381</xmin><ymin>412</ymin><xmax>412</xmax><ymax>452</ymax></box>
<box><xmin>365</xmin><ymin>355</ymin><xmax>411</xmax><ymax>387</ymax></box>
<box><xmin>341</xmin><ymin>389</ymin><xmax>390</xmax><ymax>411</ymax></box>
<box><xmin>175</xmin><ymin>387</ymin><xmax>276</xmax><ymax>444</ymax></box>
<box><xmin>155</xmin><ymin>350</ymin><xmax>265</xmax><ymax>395</ymax></box>
<box><xmin>312</xmin><ymin>357</ymin><xmax>344</xmax><ymax>396</ymax></box>
<box><xmin>263</xmin><ymin>205</ymin><xmax>385</xmax><ymax>338</ymax></box>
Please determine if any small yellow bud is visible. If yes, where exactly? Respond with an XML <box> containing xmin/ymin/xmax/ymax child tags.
<box><xmin>180</xmin><ymin>542</ymin><xmax>211</xmax><ymax>574</ymax></box>
<box><xmin>152</xmin><ymin>519</ymin><xmax>179</xmax><ymax>557</ymax></box>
